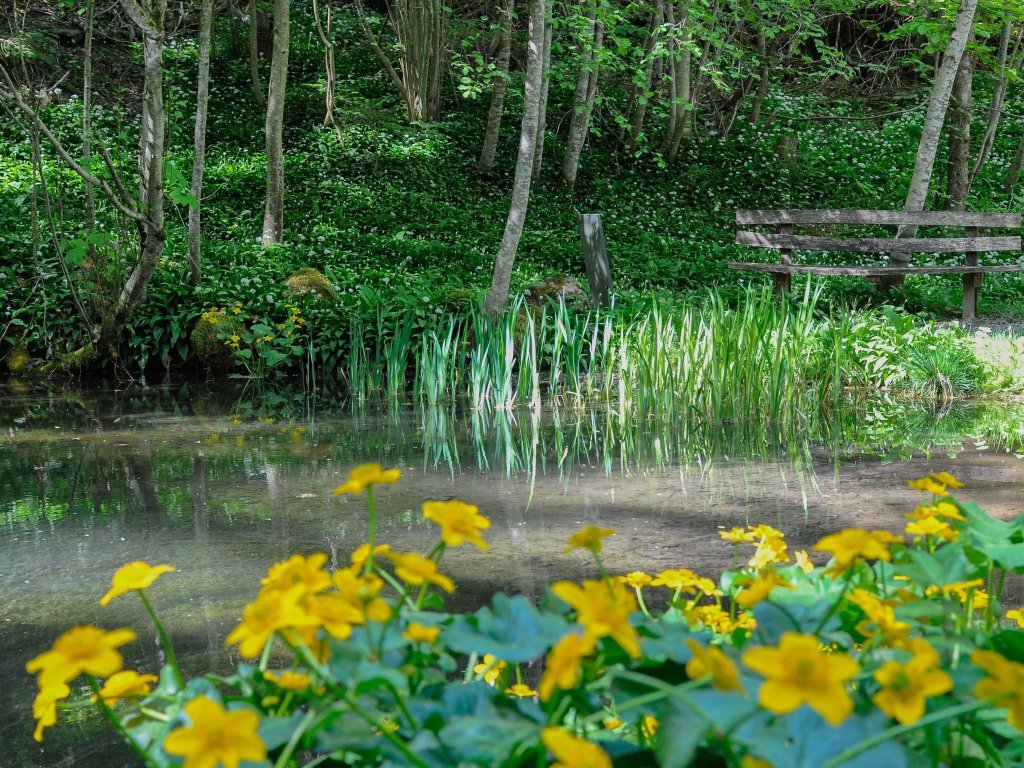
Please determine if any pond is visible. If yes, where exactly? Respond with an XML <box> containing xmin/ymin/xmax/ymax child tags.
<box><xmin>2</xmin><ymin>381</ymin><xmax>1023</xmax><ymax>767</ymax></box>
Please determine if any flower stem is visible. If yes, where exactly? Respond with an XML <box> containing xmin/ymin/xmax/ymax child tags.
<box><xmin>364</xmin><ymin>486</ymin><xmax>378</xmax><ymax>575</ymax></box>
<box><xmin>818</xmin><ymin>700</ymin><xmax>989</xmax><ymax>768</ymax></box>
<box><xmin>139</xmin><ymin>591</ymin><xmax>183</xmax><ymax>689</ymax></box>
<box><xmin>86</xmin><ymin>675</ymin><xmax>161</xmax><ymax>768</ymax></box>
<box><xmin>273</xmin><ymin>709</ymin><xmax>316</xmax><ymax>768</ymax></box>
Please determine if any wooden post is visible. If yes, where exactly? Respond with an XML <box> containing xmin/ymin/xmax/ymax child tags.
<box><xmin>579</xmin><ymin>213</ymin><xmax>612</xmax><ymax>308</ymax></box>
<box><xmin>963</xmin><ymin>225</ymin><xmax>980</xmax><ymax>320</ymax></box>
<box><xmin>775</xmin><ymin>223</ymin><xmax>794</xmax><ymax>295</ymax></box>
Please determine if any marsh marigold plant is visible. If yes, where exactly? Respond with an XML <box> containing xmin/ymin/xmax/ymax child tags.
<box><xmin>26</xmin><ymin>470</ymin><xmax>1024</xmax><ymax>767</ymax></box>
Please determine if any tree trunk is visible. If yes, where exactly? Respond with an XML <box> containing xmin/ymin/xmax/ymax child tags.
<box><xmin>100</xmin><ymin>0</ymin><xmax>168</xmax><ymax>358</ymax></box>
<box><xmin>749</xmin><ymin>19</ymin><xmax>769</xmax><ymax>125</ymax></box>
<box><xmin>484</xmin><ymin>0</ymin><xmax>547</xmax><ymax>316</ymax></box>
<box><xmin>969</xmin><ymin>21</ymin><xmax>1015</xmax><ymax>191</ymax></box>
<box><xmin>313</xmin><ymin>0</ymin><xmax>341</xmax><ymax>135</ymax></box>
<box><xmin>561</xmin><ymin>0</ymin><xmax>603</xmax><ymax>188</ymax></box>
<box><xmin>626</xmin><ymin>0</ymin><xmax>665</xmax><ymax>154</ymax></box>
<box><xmin>83</xmin><ymin>0</ymin><xmax>96</xmax><ymax>243</ymax></box>
<box><xmin>248</xmin><ymin>0</ymin><xmax>265</xmax><ymax>106</ymax></box>
<box><xmin>531</xmin><ymin>4</ymin><xmax>553</xmax><ymax>181</ymax></box>
<box><xmin>477</xmin><ymin>0</ymin><xmax>516</xmax><ymax>173</ymax></box>
<box><xmin>894</xmin><ymin>0</ymin><xmax>979</xmax><ymax>259</ymax></box>
<box><xmin>945</xmin><ymin>49</ymin><xmax>973</xmax><ymax>211</ymax></box>
<box><xmin>188</xmin><ymin>0</ymin><xmax>214</xmax><ymax>284</ymax></box>
<box><xmin>664</xmin><ymin>1</ymin><xmax>696</xmax><ymax>161</ymax></box>
<box><xmin>261</xmin><ymin>0</ymin><xmax>290</xmax><ymax>246</ymax></box>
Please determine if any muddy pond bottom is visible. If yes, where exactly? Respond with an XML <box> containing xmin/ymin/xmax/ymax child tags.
<box><xmin>2</xmin><ymin>383</ymin><xmax>1023</xmax><ymax>767</ymax></box>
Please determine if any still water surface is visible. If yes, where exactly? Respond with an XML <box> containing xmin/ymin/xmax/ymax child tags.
<box><xmin>1</xmin><ymin>383</ymin><xmax>1023</xmax><ymax>766</ymax></box>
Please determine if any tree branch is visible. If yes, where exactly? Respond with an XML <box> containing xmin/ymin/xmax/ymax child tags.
<box><xmin>0</xmin><ymin>64</ymin><xmax>145</xmax><ymax>222</ymax></box>
<box><xmin>118</xmin><ymin>0</ymin><xmax>158</xmax><ymax>38</ymax></box>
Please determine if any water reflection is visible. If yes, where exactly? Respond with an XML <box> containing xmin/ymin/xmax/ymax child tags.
<box><xmin>1</xmin><ymin>381</ymin><xmax>1023</xmax><ymax>767</ymax></box>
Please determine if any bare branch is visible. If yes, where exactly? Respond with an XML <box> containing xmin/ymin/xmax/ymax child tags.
<box><xmin>0</xmin><ymin>64</ymin><xmax>145</xmax><ymax>222</ymax></box>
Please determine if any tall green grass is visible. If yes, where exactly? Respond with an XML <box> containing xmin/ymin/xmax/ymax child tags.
<box><xmin>325</xmin><ymin>284</ymin><xmax>998</xmax><ymax>422</ymax></box>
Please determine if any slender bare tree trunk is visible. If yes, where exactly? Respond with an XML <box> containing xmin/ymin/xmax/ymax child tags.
<box><xmin>894</xmin><ymin>0</ymin><xmax>979</xmax><ymax>257</ymax></box>
<box><xmin>531</xmin><ymin>4</ymin><xmax>553</xmax><ymax>181</ymax></box>
<box><xmin>477</xmin><ymin>0</ymin><xmax>516</xmax><ymax>173</ymax></box>
<box><xmin>189</xmin><ymin>0</ymin><xmax>214</xmax><ymax>284</ymax></box>
<box><xmin>665</xmin><ymin>1</ymin><xmax>697</xmax><ymax>161</ymax></box>
<box><xmin>313</xmin><ymin>0</ymin><xmax>342</xmax><ymax>136</ymax></box>
<box><xmin>562</xmin><ymin>0</ymin><xmax>603</xmax><ymax>188</ymax></box>
<box><xmin>749</xmin><ymin>18</ymin><xmax>769</xmax><ymax>125</ymax></box>
<box><xmin>101</xmin><ymin>0</ymin><xmax>168</xmax><ymax>357</ymax></box>
<box><xmin>248</xmin><ymin>0</ymin><xmax>265</xmax><ymax>106</ymax></box>
<box><xmin>945</xmin><ymin>49</ymin><xmax>974</xmax><ymax>210</ymax></box>
<box><xmin>484</xmin><ymin>0</ymin><xmax>546</xmax><ymax>316</ymax></box>
<box><xmin>1004</xmin><ymin>132</ymin><xmax>1024</xmax><ymax>194</ymax></box>
<box><xmin>83</xmin><ymin>0</ymin><xmax>96</xmax><ymax>242</ymax></box>
<box><xmin>626</xmin><ymin>0</ymin><xmax>664</xmax><ymax>153</ymax></box>
<box><xmin>261</xmin><ymin>0</ymin><xmax>289</xmax><ymax>245</ymax></box>
<box><xmin>969</xmin><ymin>21</ymin><xmax>1016</xmax><ymax>191</ymax></box>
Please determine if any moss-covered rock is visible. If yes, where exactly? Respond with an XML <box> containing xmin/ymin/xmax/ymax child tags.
<box><xmin>523</xmin><ymin>274</ymin><xmax>586</xmax><ymax>307</ymax></box>
<box><xmin>190</xmin><ymin>310</ymin><xmax>243</xmax><ymax>372</ymax></box>
<box><xmin>283</xmin><ymin>268</ymin><xmax>337</xmax><ymax>300</ymax></box>
<box><xmin>4</xmin><ymin>346</ymin><xmax>31</xmax><ymax>374</ymax></box>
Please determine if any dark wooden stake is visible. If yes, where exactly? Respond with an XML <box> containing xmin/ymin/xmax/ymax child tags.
<box><xmin>580</xmin><ymin>213</ymin><xmax>612</xmax><ymax>308</ymax></box>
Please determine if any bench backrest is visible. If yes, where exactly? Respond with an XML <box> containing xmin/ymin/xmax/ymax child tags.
<box><xmin>736</xmin><ymin>209</ymin><xmax>1021</xmax><ymax>255</ymax></box>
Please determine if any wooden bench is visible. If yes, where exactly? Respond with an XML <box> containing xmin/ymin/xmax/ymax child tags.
<box><xmin>729</xmin><ymin>210</ymin><xmax>1023</xmax><ymax>320</ymax></box>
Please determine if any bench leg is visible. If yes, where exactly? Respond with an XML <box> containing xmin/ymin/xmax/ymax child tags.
<box><xmin>962</xmin><ymin>273</ymin><xmax>981</xmax><ymax>321</ymax></box>
<box><xmin>773</xmin><ymin>272</ymin><xmax>791</xmax><ymax>297</ymax></box>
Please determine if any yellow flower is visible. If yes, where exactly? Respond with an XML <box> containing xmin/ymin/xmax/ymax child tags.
<box><xmin>871</xmin><ymin>638</ymin><xmax>952</xmax><ymax>724</ymax></box>
<box><xmin>907</xmin><ymin>477</ymin><xmax>948</xmax><ymax>496</ymax></box>
<box><xmin>422</xmin><ymin>499</ymin><xmax>491</xmax><ymax>550</ymax></box>
<box><xmin>814</xmin><ymin>528</ymin><xmax>902</xmax><ymax>574</ymax></box>
<box><xmin>741</xmin><ymin>757</ymin><xmax>773</xmax><ymax>768</ymax></box>
<box><xmin>552</xmin><ymin>579</ymin><xmax>641</xmax><ymax>658</ymax></box>
<box><xmin>564</xmin><ymin>525</ymin><xmax>615</xmax><ymax>554</ymax></box>
<box><xmin>99</xmin><ymin>562</ymin><xmax>175</xmax><ymax>606</ymax></box>
<box><xmin>846</xmin><ymin>589</ymin><xmax>910</xmax><ymax>645</ymax></box>
<box><xmin>925</xmin><ymin>579</ymin><xmax>986</xmax><ymax>610</ymax></box>
<box><xmin>735</xmin><ymin>571</ymin><xmax>794</xmax><ymax>609</ymax></box>
<box><xmin>506</xmin><ymin>683</ymin><xmax>538</xmax><ymax>698</ymax></box>
<box><xmin>404</xmin><ymin>623</ymin><xmax>440</xmax><ymax>644</ymax></box>
<box><xmin>350</xmin><ymin>543</ymin><xmax>391</xmax><ymax>569</ymax></box>
<box><xmin>651</xmin><ymin>568</ymin><xmax>700</xmax><ymax>593</ymax></box>
<box><xmin>333</xmin><ymin>463</ymin><xmax>401</xmax><ymax>495</ymax></box>
<box><xmin>225</xmin><ymin>586</ymin><xmax>317</xmax><ymax>658</ymax></box>
<box><xmin>92</xmin><ymin>670</ymin><xmax>158</xmax><ymax>705</ymax></box>
<box><xmin>685</xmin><ymin>639</ymin><xmax>743</xmax><ymax>692</ymax></box>
<box><xmin>26</xmin><ymin>626</ymin><xmax>137</xmax><ymax>688</ymax></box>
<box><xmin>742</xmin><ymin>632</ymin><xmax>860</xmax><ymax>726</ymax></box>
<box><xmin>971</xmin><ymin>650</ymin><xmax>1024</xmax><ymax>730</ymax></box>
<box><xmin>619</xmin><ymin>572</ymin><xmax>653</xmax><ymax>589</ymax></box>
<box><xmin>905</xmin><ymin>516</ymin><xmax>958</xmax><ymax>542</ymax></box>
<box><xmin>641</xmin><ymin>715</ymin><xmax>659</xmax><ymax>738</ymax></box>
<box><xmin>473</xmin><ymin>654</ymin><xmax>507</xmax><ymax>685</ymax></box>
<box><xmin>539</xmin><ymin>632</ymin><xmax>596</xmax><ymax>701</ymax></box>
<box><xmin>32</xmin><ymin>683</ymin><xmax>70</xmax><ymax>741</ymax></box>
<box><xmin>929</xmin><ymin>471</ymin><xmax>964</xmax><ymax>489</ymax></box>
<box><xmin>907</xmin><ymin>502</ymin><xmax>965</xmax><ymax>522</ymax></box>
<box><xmin>332</xmin><ymin>568</ymin><xmax>392</xmax><ymax>623</ymax></box>
<box><xmin>794</xmin><ymin>550</ymin><xmax>814</xmax><ymax>574</ymax></box>
<box><xmin>164</xmin><ymin>696</ymin><xmax>266</xmax><ymax>768</ymax></box>
<box><xmin>748</xmin><ymin>536</ymin><xmax>790</xmax><ymax>570</ymax></box>
<box><xmin>720</xmin><ymin>527</ymin><xmax>755</xmax><ymax>543</ymax></box>
<box><xmin>603</xmin><ymin>717</ymin><xmax>624</xmax><ymax>730</ymax></box>
<box><xmin>687</xmin><ymin>604</ymin><xmax>734</xmax><ymax>634</ymax></box>
<box><xmin>232</xmin><ymin>307</ymin><xmax>242</xmax><ymax>315</ymax></box>
<box><xmin>264</xmin><ymin>670</ymin><xmax>311</xmax><ymax>691</ymax></box>
<box><xmin>261</xmin><ymin>553</ymin><xmax>332</xmax><ymax>596</ymax></box>
<box><xmin>541</xmin><ymin>728</ymin><xmax>612</xmax><ymax>768</ymax></box>
<box><xmin>1006</xmin><ymin>609</ymin><xmax>1024</xmax><ymax>629</ymax></box>
<box><xmin>387</xmin><ymin>551</ymin><xmax>455</xmax><ymax>593</ymax></box>
<box><xmin>305</xmin><ymin>593</ymin><xmax>364</xmax><ymax>640</ymax></box>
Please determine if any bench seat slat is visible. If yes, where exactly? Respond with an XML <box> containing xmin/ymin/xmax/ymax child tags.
<box><xmin>736</xmin><ymin>232</ymin><xmax>1021</xmax><ymax>253</ymax></box>
<box><xmin>737</xmin><ymin>210</ymin><xmax>1022</xmax><ymax>227</ymax></box>
<box><xmin>728</xmin><ymin>262</ymin><xmax>1024</xmax><ymax>276</ymax></box>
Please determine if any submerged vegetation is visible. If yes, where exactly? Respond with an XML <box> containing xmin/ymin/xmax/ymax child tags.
<box><xmin>25</xmin><ymin>468</ymin><xmax>1024</xmax><ymax>767</ymax></box>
